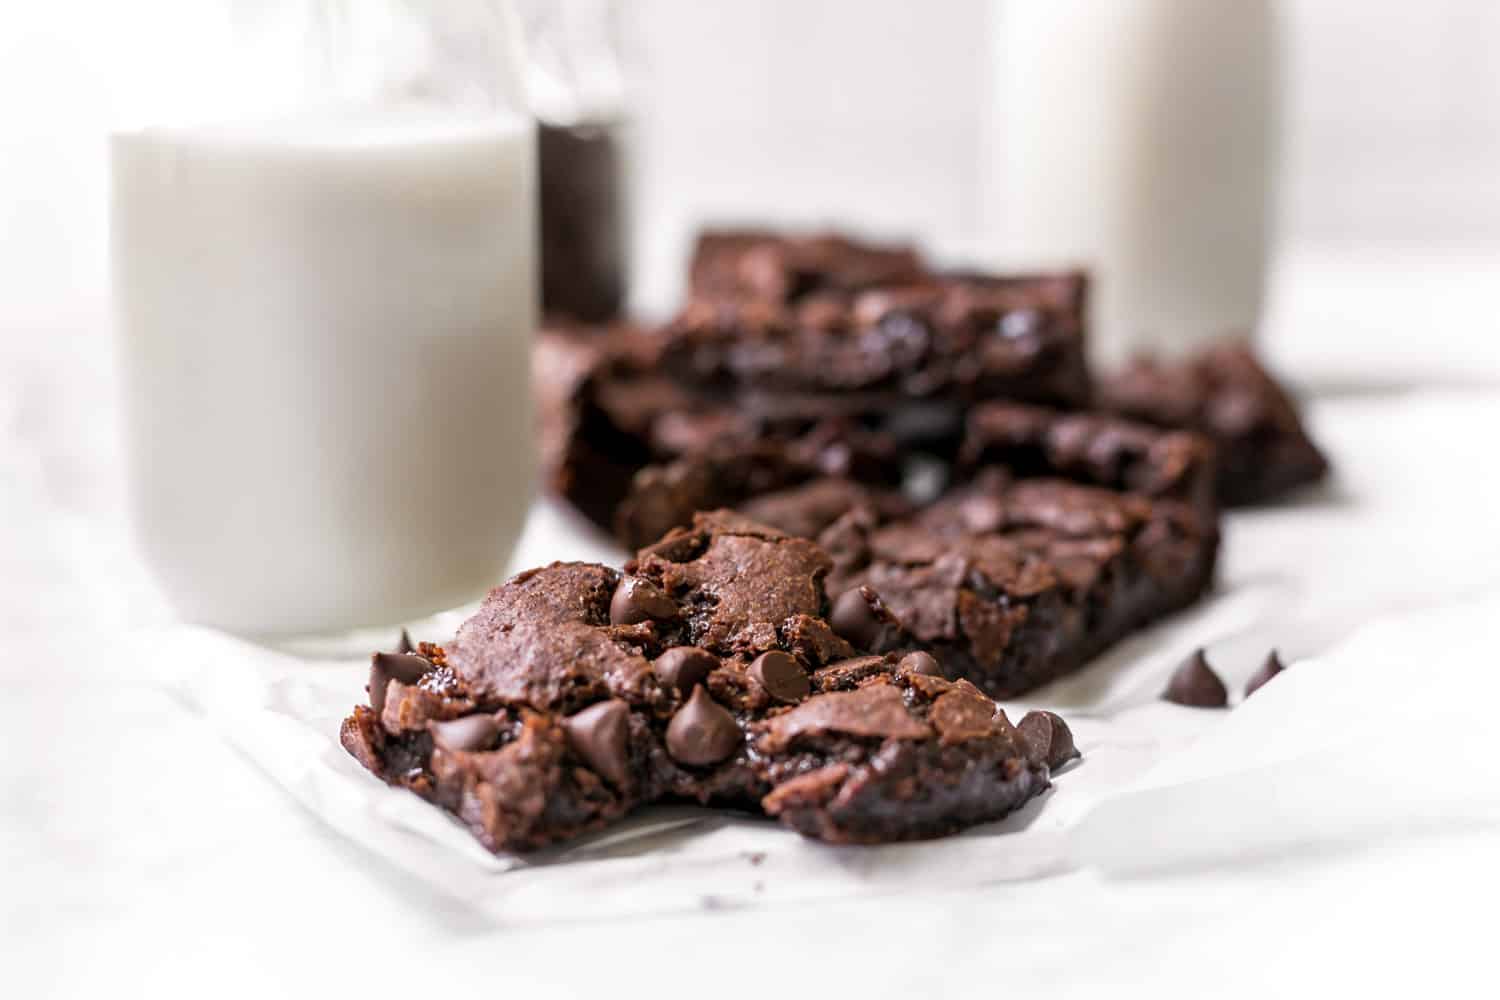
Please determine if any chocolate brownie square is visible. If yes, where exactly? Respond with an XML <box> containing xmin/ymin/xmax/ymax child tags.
<box><xmin>340</xmin><ymin>513</ymin><xmax>1064</xmax><ymax>851</ymax></box>
<box><xmin>1096</xmin><ymin>342</ymin><xmax>1329</xmax><ymax>505</ymax></box>
<box><xmin>760</xmin><ymin>469</ymin><xmax>1220</xmax><ymax>697</ymax></box>
<box><xmin>661</xmin><ymin>273</ymin><xmax>1091</xmax><ymax>421</ymax></box>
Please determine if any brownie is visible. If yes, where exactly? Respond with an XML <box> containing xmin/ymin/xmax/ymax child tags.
<box><xmin>959</xmin><ymin>401</ymin><xmax>1217</xmax><ymax>510</ymax></box>
<box><xmin>796</xmin><ymin>469</ymin><xmax>1219</xmax><ymax>697</ymax></box>
<box><xmin>688</xmin><ymin>229</ymin><xmax>927</xmax><ymax>305</ymax></box>
<box><xmin>661</xmin><ymin>274</ymin><xmax>1092</xmax><ymax>424</ymax></box>
<box><xmin>535</xmin><ymin>246</ymin><xmax>1094</xmax><ymax>536</ymax></box>
<box><xmin>340</xmin><ymin>512</ymin><xmax>1058</xmax><ymax>852</ymax></box>
<box><xmin>1095</xmin><ymin>342</ymin><xmax>1329</xmax><ymax>506</ymax></box>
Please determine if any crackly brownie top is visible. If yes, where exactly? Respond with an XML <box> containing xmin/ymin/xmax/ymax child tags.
<box><xmin>688</xmin><ymin>228</ymin><xmax>927</xmax><ymax>305</ymax></box>
<box><xmin>442</xmin><ymin>562</ymin><xmax>662</xmax><ymax>714</ymax></box>
<box><xmin>960</xmin><ymin>400</ymin><xmax>1216</xmax><ymax>506</ymax></box>
<box><xmin>629</xmin><ymin>511</ymin><xmax>848</xmax><ymax>658</ymax></box>
<box><xmin>917</xmin><ymin>472</ymin><xmax>1156</xmax><ymax>540</ymax></box>
<box><xmin>818</xmin><ymin>470</ymin><xmax>1198</xmax><ymax>661</ymax></box>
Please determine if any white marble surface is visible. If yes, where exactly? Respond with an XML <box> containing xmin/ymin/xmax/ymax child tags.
<box><xmin>7</xmin><ymin>369</ymin><xmax>1500</xmax><ymax>996</ymax></box>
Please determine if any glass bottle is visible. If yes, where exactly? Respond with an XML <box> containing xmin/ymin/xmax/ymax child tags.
<box><xmin>991</xmin><ymin>0</ymin><xmax>1275</xmax><ymax>365</ymax></box>
<box><xmin>516</xmin><ymin>0</ymin><xmax>631</xmax><ymax>323</ymax></box>
<box><xmin>110</xmin><ymin>1</ymin><xmax>536</xmax><ymax>646</ymax></box>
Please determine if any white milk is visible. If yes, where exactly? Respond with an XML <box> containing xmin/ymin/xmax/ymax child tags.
<box><xmin>111</xmin><ymin>106</ymin><xmax>536</xmax><ymax>637</ymax></box>
<box><xmin>990</xmin><ymin>0</ymin><xmax>1273</xmax><ymax>365</ymax></box>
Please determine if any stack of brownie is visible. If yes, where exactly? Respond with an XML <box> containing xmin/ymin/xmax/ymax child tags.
<box><xmin>340</xmin><ymin>228</ymin><xmax>1328</xmax><ymax>853</ymax></box>
<box><xmin>539</xmin><ymin>229</ymin><xmax>1325</xmax><ymax>534</ymax></box>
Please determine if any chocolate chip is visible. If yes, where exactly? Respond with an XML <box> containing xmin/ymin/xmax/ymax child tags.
<box><xmin>665</xmin><ymin>685</ymin><xmax>741</xmax><ymax>766</ymax></box>
<box><xmin>653</xmin><ymin>647</ymin><xmax>720</xmax><ymax>695</ymax></box>
<box><xmin>430</xmin><ymin>714</ymin><xmax>501</xmax><ymax>753</ymax></box>
<box><xmin>563</xmin><ymin>699</ymin><xmax>632</xmax><ymax>789</ymax></box>
<box><xmin>749</xmin><ymin>650</ymin><xmax>810</xmax><ymax>703</ymax></box>
<box><xmin>395</xmin><ymin>629</ymin><xmax>416</xmax><ymax>655</ymax></box>
<box><xmin>1162</xmin><ymin>649</ymin><xmax>1228</xmax><ymax>707</ymax></box>
<box><xmin>1017</xmin><ymin>710</ymin><xmax>1080</xmax><ymax>769</ymax></box>
<box><xmin>830</xmin><ymin>586</ymin><xmax>888</xmax><ymax>649</ymax></box>
<box><xmin>897</xmin><ymin>651</ymin><xmax>943</xmax><ymax>677</ymax></box>
<box><xmin>1244</xmin><ymin>650</ymin><xmax>1286</xmax><ymax>698</ymax></box>
<box><xmin>609</xmin><ymin>576</ymin><xmax>677</xmax><ymax>625</ymax></box>
<box><xmin>368</xmin><ymin>652</ymin><xmax>431</xmax><ymax>716</ymax></box>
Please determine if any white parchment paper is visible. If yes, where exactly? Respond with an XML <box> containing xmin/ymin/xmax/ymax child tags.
<box><xmin>137</xmin><ymin>389</ymin><xmax>1500</xmax><ymax>927</ymax></box>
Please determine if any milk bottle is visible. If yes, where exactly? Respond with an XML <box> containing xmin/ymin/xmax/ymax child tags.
<box><xmin>110</xmin><ymin>3</ymin><xmax>536</xmax><ymax>640</ymax></box>
<box><xmin>991</xmin><ymin>0</ymin><xmax>1275</xmax><ymax>364</ymax></box>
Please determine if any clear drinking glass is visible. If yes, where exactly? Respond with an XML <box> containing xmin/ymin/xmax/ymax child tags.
<box><xmin>109</xmin><ymin>1</ymin><xmax>536</xmax><ymax>648</ymax></box>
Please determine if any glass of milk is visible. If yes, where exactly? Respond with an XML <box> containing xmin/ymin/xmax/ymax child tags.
<box><xmin>988</xmin><ymin>0</ymin><xmax>1275</xmax><ymax>366</ymax></box>
<box><xmin>110</xmin><ymin>1</ymin><xmax>536</xmax><ymax>644</ymax></box>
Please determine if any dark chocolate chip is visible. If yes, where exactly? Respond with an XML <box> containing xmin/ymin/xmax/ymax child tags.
<box><xmin>665</xmin><ymin>685</ymin><xmax>741</xmax><ymax>766</ymax></box>
<box><xmin>1244</xmin><ymin>650</ymin><xmax>1286</xmax><ymax>698</ymax></box>
<box><xmin>430</xmin><ymin>714</ymin><xmax>501</xmax><ymax>754</ymax></box>
<box><xmin>368</xmin><ymin>652</ymin><xmax>431</xmax><ymax>716</ymax></box>
<box><xmin>395</xmin><ymin>629</ymin><xmax>416</xmax><ymax>655</ymax></box>
<box><xmin>1162</xmin><ymin>649</ymin><xmax>1228</xmax><ymax>708</ymax></box>
<box><xmin>1017</xmin><ymin>710</ymin><xmax>1080</xmax><ymax>770</ymax></box>
<box><xmin>897</xmin><ymin>651</ymin><xmax>943</xmax><ymax>677</ymax></box>
<box><xmin>749</xmin><ymin>650</ymin><xmax>810</xmax><ymax>703</ymax></box>
<box><xmin>609</xmin><ymin>576</ymin><xmax>678</xmax><ymax>625</ymax></box>
<box><xmin>830</xmin><ymin>586</ymin><xmax>886</xmax><ymax>649</ymax></box>
<box><xmin>653</xmin><ymin>647</ymin><xmax>720</xmax><ymax>695</ymax></box>
<box><xmin>563</xmin><ymin>699</ymin><xmax>632</xmax><ymax>789</ymax></box>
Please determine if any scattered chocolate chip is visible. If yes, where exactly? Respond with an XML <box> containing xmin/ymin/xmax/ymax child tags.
<box><xmin>609</xmin><ymin>575</ymin><xmax>678</xmax><ymax>625</ymax></box>
<box><xmin>430</xmin><ymin>714</ymin><xmax>501</xmax><ymax>753</ymax></box>
<box><xmin>749</xmin><ymin>650</ymin><xmax>810</xmax><ymax>703</ymax></box>
<box><xmin>829</xmin><ymin>586</ymin><xmax>888</xmax><ymax>649</ymax></box>
<box><xmin>395</xmin><ymin>629</ymin><xmax>416</xmax><ymax>655</ymax></box>
<box><xmin>563</xmin><ymin>699</ymin><xmax>632</xmax><ymax>789</ymax></box>
<box><xmin>665</xmin><ymin>685</ymin><xmax>741</xmax><ymax>766</ymax></box>
<box><xmin>1244</xmin><ymin>650</ymin><xmax>1286</xmax><ymax>698</ymax></box>
<box><xmin>1017</xmin><ymin>710</ymin><xmax>1080</xmax><ymax>770</ymax></box>
<box><xmin>1162</xmin><ymin>649</ymin><xmax>1228</xmax><ymax>707</ymax></box>
<box><xmin>897</xmin><ymin>651</ymin><xmax>943</xmax><ymax>677</ymax></box>
<box><xmin>652</xmin><ymin>647</ymin><xmax>720</xmax><ymax>695</ymax></box>
<box><xmin>368</xmin><ymin>652</ymin><xmax>431</xmax><ymax>716</ymax></box>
